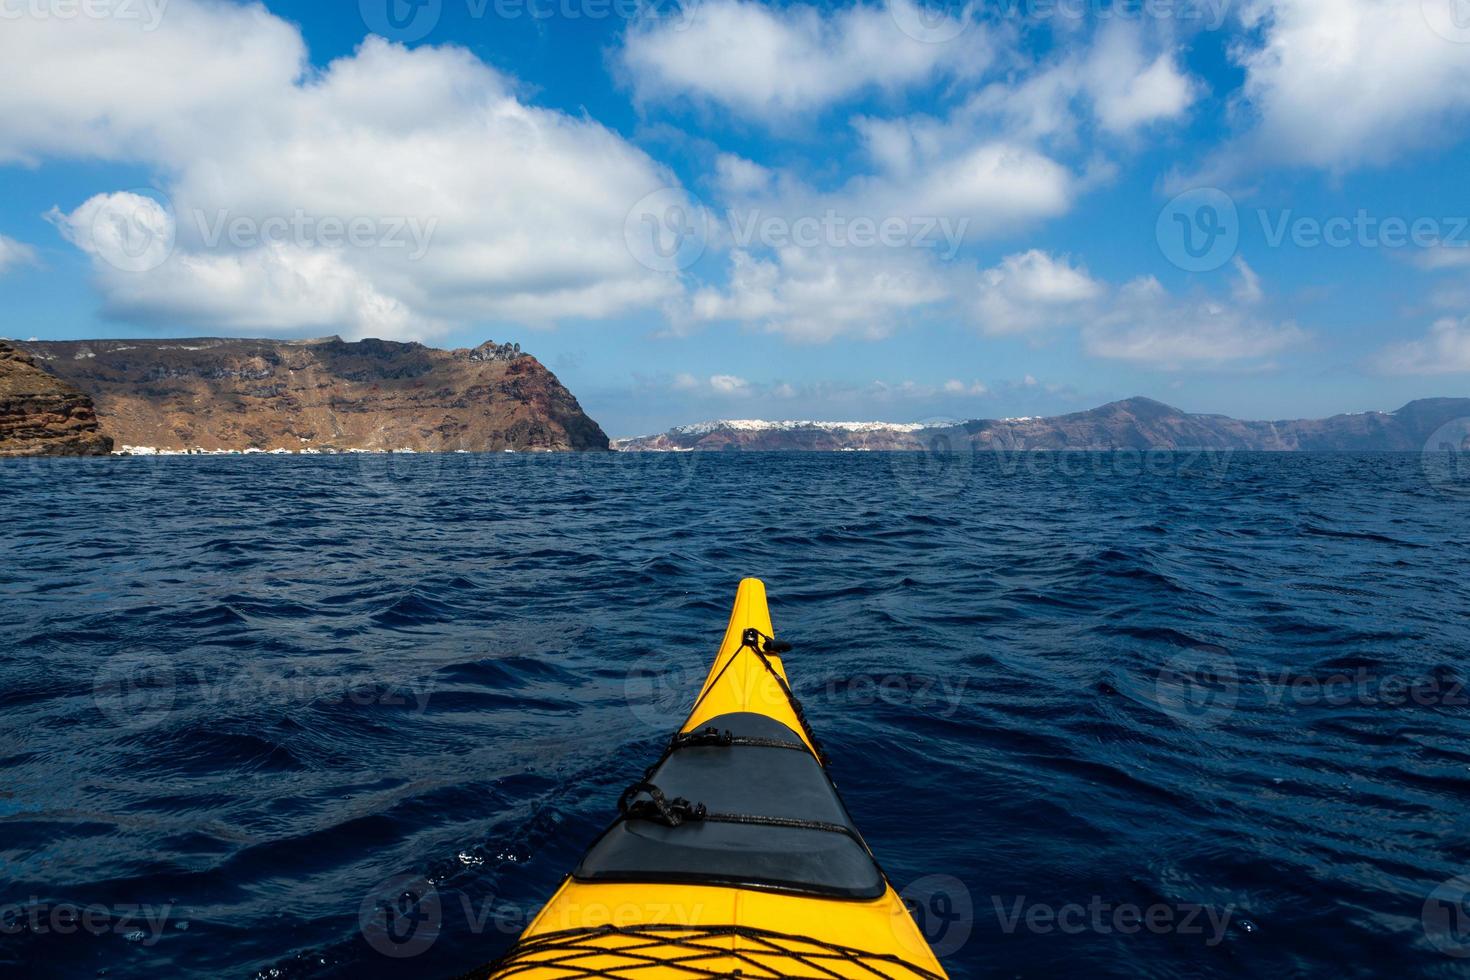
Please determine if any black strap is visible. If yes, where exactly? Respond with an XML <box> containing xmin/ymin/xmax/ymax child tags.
<box><xmin>740</xmin><ymin>628</ymin><xmax>829</xmax><ymax>766</ymax></box>
<box><xmin>679</xmin><ymin>629</ymin><xmax>829</xmax><ymax>766</ymax></box>
<box><xmin>617</xmin><ymin>782</ymin><xmax>867</xmax><ymax>847</ymax></box>
<box><xmin>617</xmin><ymin>781</ymin><xmax>706</xmax><ymax>827</ymax></box>
<box><xmin>669</xmin><ymin>726</ymin><xmax>808</xmax><ymax>753</ymax></box>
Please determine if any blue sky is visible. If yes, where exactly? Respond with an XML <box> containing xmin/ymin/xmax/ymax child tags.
<box><xmin>2</xmin><ymin>0</ymin><xmax>1469</xmax><ymax>437</ymax></box>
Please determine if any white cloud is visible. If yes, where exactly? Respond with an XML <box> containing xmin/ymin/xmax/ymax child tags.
<box><xmin>51</xmin><ymin>195</ymin><xmax>439</xmax><ymax>338</ymax></box>
<box><xmin>691</xmin><ymin>247</ymin><xmax>950</xmax><ymax>342</ymax></box>
<box><xmin>1090</xmin><ymin>42</ymin><xmax>1197</xmax><ymax>134</ymax></box>
<box><xmin>621</xmin><ymin>0</ymin><xmax>987</xmax><ymax>118</ymax></box>
<box><xmin>1231</xmin><ymin>256</ymin><xmax>1264</xmax><ymax>304</ymax></box>
<box><xmin>1082</xmin><ymin>276</ymin><xmax>1307</xmax><ymax>368</ymax></box>
<box><xmin>960</xmin><ymin>250</ymin><xmax>1303</xmax><ymax>367</ymax></box>
<box><xmin>943</xmin><ymin>379</ymin><xmax>989</xmax><ymax>395</ymax></box>
<box><xmin>1224</xmin><ymin>0</ymin><xmax>1470</xmax><ymax>171</ymax></box>
<box><xmin>1376</xmin><ymin>316</ymin><xmax>1470</xmax><ymax>375</ymax></box>
<box><xmin>0</xmin><ymin>234</ymin><xmax>37</xmax><ymax>275</ymax></box>
<box><xmin>966</xmin><ymin>22</ymin><xmax>1198</xmax><ymax>143</ymax></box>
<box><xmin>709</xmin><ymin>374</ymin><xmax>753</xmax><ymax>395</ymax></box>
<box><xmin>1414</xmin><ymin>247</ymin><xmax>1470</xmax><ymax>272</ymax></box>
<box><xmin>968</xmin><ymin>249</ymin><xmax>1104</xmax><ymax>335</ymax></box>
<box><xmin>0</xmin><ymin>0</ymin><xmax>305</xmax><ymax>165</ymax></box>
<box><xmin>716</xmin><ymin>132</ymin><xmax>1078</xmax><ymax>258</ymax></box>
<box><xmin>2</xmin><ymin>4</ymin><xmax>684</xmax><ymax>339</ymax></box>
<box><xmin>714</xmin><ymin>154</ymin><xmax>775</xmax><ymax>196</ymax></box>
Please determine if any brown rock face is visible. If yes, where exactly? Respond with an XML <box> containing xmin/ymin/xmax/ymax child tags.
<box><xmin>0</xmin><ymin>340</ymin><xmax>114</xmax><ymax>457</ymax></box>
<box><xmin>19</xmin><ymin>337</ymin><xmax>609</xmax><ymax>453</ymax></box>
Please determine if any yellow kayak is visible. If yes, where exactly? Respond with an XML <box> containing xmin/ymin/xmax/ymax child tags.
<box><xmin>471</xmin><ymin>578</ymin><xmax>948</xmax><ymax>979</ymax></box>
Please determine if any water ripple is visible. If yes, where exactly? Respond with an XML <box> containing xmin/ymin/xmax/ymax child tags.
<box><xmin>0</xmin><ymin>452</ymin><xmax>1465</xmax><ymax>978</ymax></box>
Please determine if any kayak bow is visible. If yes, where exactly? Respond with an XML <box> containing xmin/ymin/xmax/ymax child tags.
<box><xmin>475</xmin><ymin>578</ymin><xmax>948</xmax><ymax>979</ymax></box>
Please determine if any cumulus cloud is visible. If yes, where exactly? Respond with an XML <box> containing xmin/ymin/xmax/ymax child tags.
<box><xmin>968</xmin><ymin>250</ymin><xmax>1104</xmax><ymax>335</ymax></box>
<box><xmin>962</xmin><ymin>250</ymin><xmax>1304</xmax><ymax>367</ymax></box>
<box><xmin>643</xmin><ymin>16</ymin><xmax>1209</xmax><ymax>349</ymax></box>
<box><xmin>1081</xmin><ymin>276</ymin><xmax>1307</xmax><ymax>368</ymax></box>
<box><xmin>0</xmin><ymin>234</ymin><xmax>37</xmax><ymax>275</ymax></box>
<box><xmin>966</xmin><ymin>22</ymin><xmax>1198</xmax><ymax>143</ymax></box>
<box><xmin>709</xmin><ymin>374</ymin><xmax>753</xmax><ymax>395</ymax></box>
<box><xmin>51</xmin><ymin>193</ymin><xmax>439</xmax><ymax>338</ymax></box>
<box><xmin>620</xmin><ymin>0</ymin><xmax>987</xmax><ymax>118</ymax></box>
<box><xmin>2</xmin><ymin>3</ymin><xmax>684</xmax><ymax>339</ymax></box>
<box><xmin>690</xmin><ymin>247</ymin><xmax>950</xmax><ymax>342</ymax></box>
<box><xmin>1376</xmin><ymin>317</ymin><xmax>1470</xmax><ymax>375</ymax></box>
<box><xmin>1217</xmin><ymin>0</ymin><xmax>1470</xmax><ymax>172</ymax></box>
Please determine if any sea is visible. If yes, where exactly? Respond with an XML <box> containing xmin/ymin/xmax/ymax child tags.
<box><xmin>2</xmin><ymin>450</ymin><xmax>1469</xmax><ymax>978</ymax></box>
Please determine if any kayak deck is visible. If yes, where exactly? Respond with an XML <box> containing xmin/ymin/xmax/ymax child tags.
<box><xmin>475</xmin><ymin>578</ymin><xmax>948</xmax><ymax>979</ymax></box>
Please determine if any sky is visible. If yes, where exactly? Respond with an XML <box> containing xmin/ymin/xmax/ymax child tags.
<box><xmin>1</xmin><ymin>0</ymin><xmax>1469</xmax><ymax>437</ymax></box>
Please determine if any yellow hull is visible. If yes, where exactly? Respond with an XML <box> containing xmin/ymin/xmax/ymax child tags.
<box><xmin>482</xmin><ymin>579</ymin><xmax>948</xmax><ymax>979</ymax></box>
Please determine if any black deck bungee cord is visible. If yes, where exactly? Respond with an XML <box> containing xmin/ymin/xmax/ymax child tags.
<box><xmin>465</xmin><ymin>631</ymin><xmax>932</xmax><ymax>978</ymax></box>
<box><xmin>463</xmin><ymin>924</ymin><xmax>948</xmax><ymax>980</ymax></box>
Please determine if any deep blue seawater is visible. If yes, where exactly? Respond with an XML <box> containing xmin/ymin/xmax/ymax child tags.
<box><xmin>3</xmin><ymin>451</ymin><xmax>1470</xmax><ymax>979</ymax></box>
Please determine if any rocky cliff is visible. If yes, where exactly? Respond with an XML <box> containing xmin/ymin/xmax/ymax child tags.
<box><xmin>0</xmin><ymin>340</ymin><xmax>113</xmax><ymax>457</ymax></box>
<box><xmin>616</xmin><ymin>397</ymin><xmax>1470</xmax><ymax>452</ymax></box>
<box><xmin>19</xmin><ymin>337</ymin><xmax>608</xmax><ymax>453</ymax></box>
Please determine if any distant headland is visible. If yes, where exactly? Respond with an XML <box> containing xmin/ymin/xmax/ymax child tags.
<box><xmin>0</xmin><ymin>336</ymin><xmax>608</xmax><ymax>456</ymax></box>
<box><xmin>614</xmin><ymin>397</ymin><xmax>1470</xmax><ymax>453</ymax></box>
